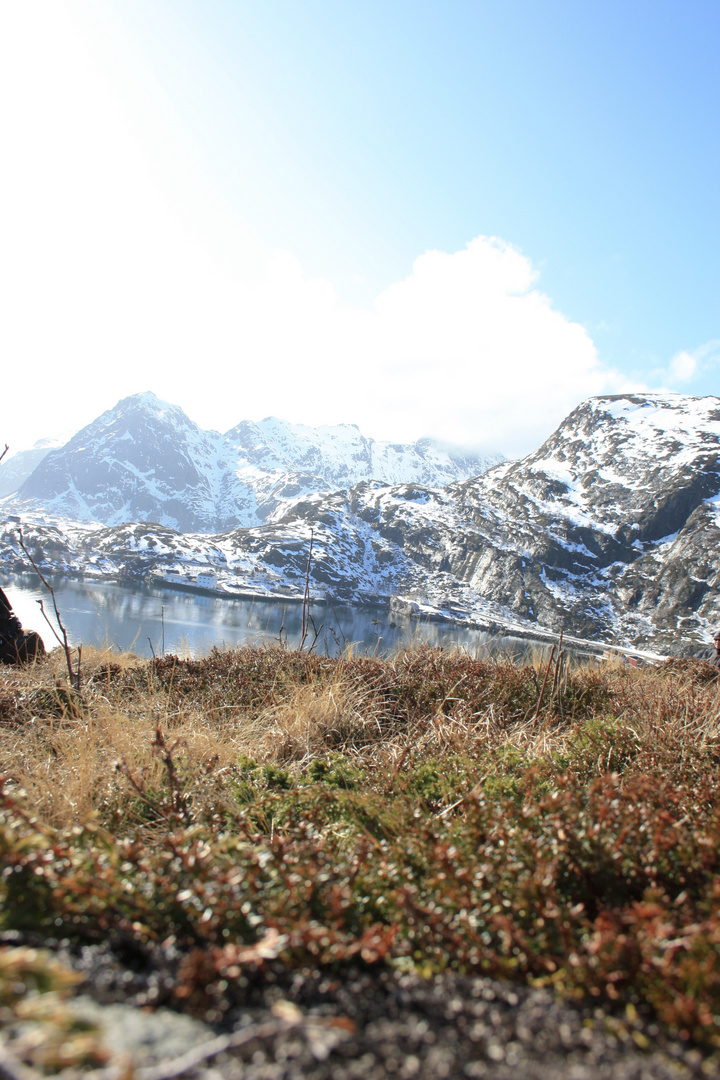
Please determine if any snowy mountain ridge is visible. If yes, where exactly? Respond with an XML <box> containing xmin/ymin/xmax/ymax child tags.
<box><xmin>0</xmin><ymin>433</ymin><xmax>76</xmax><ymax>499</ymax></box>
<box><xmin>3</xmin><ymin>392</ymin><xmax>720</xmax><ymax>651</ymax></box>
<box><xmin>1</xmin><ymin>392</ymin><xmax>502</xmax><ymax>531</ymax></box>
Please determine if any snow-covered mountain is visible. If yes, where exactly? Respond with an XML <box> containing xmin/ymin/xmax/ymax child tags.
<box><xmin>4</xmin><ymin>392</ymin><xmax>720</xmax><ymax>651</ymax></box>
<box><xmin>13</xmin><ymin>394</ymin><xmax>242</xmax><ymax>532</ymax></box>
<box><xmin>437</xmin><ymin>393</ymin><xmax>720</xmax><ymax>639</ymax></box>
<box><xmin>1</xmin><ymin>393</ymin><xmax>502</xmax><ymax>531</ymax></box>
<box><xmin>225</xmin><ymin>417</ymin><xmax>487</xmax><ymax>490</ymax></box>
<box><xmin>0</xmin><ymin>434</ymin><xmax>74</xmax><ymax>498</ymax></box>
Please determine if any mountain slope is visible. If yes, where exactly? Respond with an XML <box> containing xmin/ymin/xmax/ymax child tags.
<box><xmin>16</xmin><ymin>394</ymin><xmax>227</xmax><ymax>532</ymax></box>
<box><xmin>0</xmin><ymin>434</ymin><xmax>74</xmax><ymax>498</ymax></box>
<box><xmin>432</xmin><ymin>394</ymin><xmax>720</xmax><ymax>636</ymax></box>
<box><xmin>225</xmin><ymin>417</ymin><xmax>492</xmax><ymax>489</ymax></box>
<box><xmin>4</xmin><ymin>393</ymin><xmax>720</xmax><ymax>651</ymax></box>
<box><xmin>3</xmin><ymin>393</ymin><xmax>500</xmax><ymax>531</ymax></box>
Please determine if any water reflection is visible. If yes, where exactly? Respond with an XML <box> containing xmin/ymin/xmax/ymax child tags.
<box><xmin>3</xmin><ymin>574</ymin><xmax>544</xmax><ymax>661</ymax></box>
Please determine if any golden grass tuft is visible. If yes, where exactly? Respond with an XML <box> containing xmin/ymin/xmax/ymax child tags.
<box><xmin>2</xmin><ymin>642</ymin><xmax>720</xmax><ymax>834</ymax></box>
<box><xmin>256</xmin><ymin>678</ymin><xmax>381</xmax><ymax>763</ymax></box>
<box><xmin>0</xmin><ymin>646</ymin><xmax>240</xmax><ymax>828</ymax></box>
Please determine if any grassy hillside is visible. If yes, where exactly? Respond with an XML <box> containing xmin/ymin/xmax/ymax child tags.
<box><xmin>2</xmin><ymin>643</ymin><xmax>720</xmax><ymax>1065</ymax></box>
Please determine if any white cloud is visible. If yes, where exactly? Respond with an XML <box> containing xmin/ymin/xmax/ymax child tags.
<box><xmin>669</xmin><ymin>350</ymin><xmax>698</xmax><ymax>381</ymax></box>
<box><xmin>0</xmin><ymin>1</ymin><xmax>636</xmax><ymax>460</ymax></box>
<box><xmin>666</xmin><ymin>340</ymin><xmax>720</xmax><ymax>387</ymax></box>
<box><xmin>362</xmin><ymin>239</ymin><xmax>632</xmax><ymax>454</ymax></box>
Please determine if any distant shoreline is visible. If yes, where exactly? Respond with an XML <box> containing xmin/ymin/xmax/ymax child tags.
<box><xmin>6</xmin><ymin>566</ymin><xmax>667</xmax><ymax>664</ymax></box>
<box><xmin>149</xmin><ymin>575</ymin><xmax>327</xmax><ymax>606</ymax></box>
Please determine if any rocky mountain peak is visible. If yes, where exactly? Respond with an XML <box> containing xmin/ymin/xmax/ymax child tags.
<box><xmin>473</xmin><ymin>392</ymin><xmax>720</xmax><ymax>545</ymax></box>
<box><xmin>15</xmin><ymin>394</ymin><xmax>221</xmax><ymax>531</ymax></box>
<box><xmin>5</xmin><ymin>391</ymin><xmax>720</xmax><ymax>651</ymax></box>
<box><xmin>2</xmin><ymin>394</ymin><xmax>499</xmax><ymax>532</ymax></box>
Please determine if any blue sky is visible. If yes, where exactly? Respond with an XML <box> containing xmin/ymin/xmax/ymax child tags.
<box><xmin>115</xmin><ymin>0</ymin><xmax>720</xmax><ymax>364</ymax></box>
<box><xmin>1</xmin><ymin>0</ymin><xmax>718</xmax><ymax>455</ymax></box>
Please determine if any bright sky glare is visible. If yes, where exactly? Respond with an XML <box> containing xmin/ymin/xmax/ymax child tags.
<box><xmin>1</xmin><ymin>0</ymin><xmax>718</xmax><ymax>458</ymax></box>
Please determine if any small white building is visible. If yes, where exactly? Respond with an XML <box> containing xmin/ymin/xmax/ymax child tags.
<box><xmin>196</xmin><ymin>571</ymin><xmax>217</xmax><ymax>590</ymax></box>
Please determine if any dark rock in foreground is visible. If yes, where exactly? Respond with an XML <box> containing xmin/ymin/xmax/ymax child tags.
<box><xmin>3</xmin><ymin>931</ymin><xmax>712</xmax><ymax>1079</ymax></box>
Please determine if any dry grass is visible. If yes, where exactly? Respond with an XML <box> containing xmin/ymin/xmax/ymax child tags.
<box><xmin>255</xmin><ymin>678</ymin><xmax>382</xmax><ymax>763</ymax></box>
<box><xmin>2</xmin><ymin>644</ymin><xmax>720</xmax><ymax>829</ymax></box>
<box><xmin>0</xmin><ymin>646</ymin><xmax>241</xmax><ymax>828</ymax></box>
<box><xmin>4</xmin><ymin>643</ymin><xmax>720</xmax><ymax>1047</ymax></box>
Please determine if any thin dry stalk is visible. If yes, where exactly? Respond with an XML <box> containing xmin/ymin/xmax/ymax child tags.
<box><xmin>299</xmin><ymin>529</ymin><xmax>314</xmax><ymax>651</ymax></box>
<box><xmin>17</xmin><ymin>529</ymin><xmax>81</xmax><ymax>691</ymax></box>
<box><xmin>531</xmin><ymin>645</ymin><xmax>556</xmax><ymax>725</ymax></box>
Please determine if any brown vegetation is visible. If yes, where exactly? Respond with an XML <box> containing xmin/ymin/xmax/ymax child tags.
<box><xmin>2</xmin><ymin>643</ymin><xmax>720</xmax><ymax>1059</ymax></box>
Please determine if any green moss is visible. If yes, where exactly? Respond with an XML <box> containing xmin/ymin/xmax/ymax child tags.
<box><xmin>559</xmin><ymin>717</ymin><xmax>640</xmax><ymax>781</ymax></box>
<box><xmin>262</xmin><ymin>764</ymin><xmax>294</xmax><ymax>790</ymax></box>
<box><xmin>306</xmin><ymin>755</ymin><xmax>365</xmax><ymax>790</ymax></box>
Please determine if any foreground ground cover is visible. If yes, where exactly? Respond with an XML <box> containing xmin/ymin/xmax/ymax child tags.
<box><xmin>1</xmin><ymin>643</ymin><xmax>720</xmax><ymax>1072</ymax></box>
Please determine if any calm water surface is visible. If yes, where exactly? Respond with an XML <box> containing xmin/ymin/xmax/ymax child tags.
<box><xmin>3</xmin><ymin>574</ymin><xmax>539</xmax><ymax>660</ymax></box>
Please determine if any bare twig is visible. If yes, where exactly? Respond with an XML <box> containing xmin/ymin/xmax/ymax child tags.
<box><xmin>114</xmin><ymin>757</ymin><xmax>174</xmax><ymax>825</ymax></box>
<box><xmin>328</xmin><ymin>623</ymin><xmax>343</xmax><ymax>655</ymax></box>
<box><xmin>330</xmin><ymin>604</ymin><xmax>347</xmax><ymax>649</ymax></box>
<box><xmin>35</xmin><ymin>598</ymin><xmax>65</xmax><ymax>649</ymax></box>
<box><xmin>137</xmin><ymin>1019</ymin><xmax>298</xmax><ymax>1080</ymax></box>
<box><xmin>547</xmin><ymin>631</ymin><xmax>565</xmax><ymax>721</ymax></box>
<box><xmin>151</xmin><ymin>726</ymin><xmax>187</xmax><ymax>816</ymax></box>
<box><xmin>435</xmin><ymin>774</ymin><xmax>488</xmax><ymax>819</ymax></box>
<box><xmin>532</xmin><ymin>644</ymin><xmax>556</xmax><ymax>725</ymax></box>
<box><xmin>18</xmin><ymin>529</ymin><xmax>81</xmax><ymax>691</ymax></box>
<box><xmin>0</xmin><ymin>444</ymin><xmax>8</xmax><ymax>466</ymax></box>
<box><xmin>299</xmin><ymin>528</ymin><xmax>314</xmax><ymax>650</ymax></box>
<box><xmin>551</xmin><ymin>631</ymin><xmax>564</xmax><ymax>699</ymax></box>
<box><xmin>307</xmin><ymin>613</ymin><xmax>324</xmax><ymax>654</ymax></box>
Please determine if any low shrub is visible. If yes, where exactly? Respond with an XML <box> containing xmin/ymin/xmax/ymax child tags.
<box><xmin>2</xmin><ymin>644</ymin><xmax>720</xmax><ymax>1045</ymax></box>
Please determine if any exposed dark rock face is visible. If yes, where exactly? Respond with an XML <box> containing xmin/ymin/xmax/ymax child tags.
<box><xmin>613</xmin><ymin>500</ymin><xmax>720</xmax><ymax>637</ymax></box>
<box><xmin>419</xmin><ymin>393</ymin><xmax>720</xmax><ymax>645</ymax></box>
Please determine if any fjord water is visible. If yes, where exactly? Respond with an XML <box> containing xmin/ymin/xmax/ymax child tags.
<box><xmin>4</xmin><ymin>575</ymin><xmax>520</xmax><ymax>659</ymax></box>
